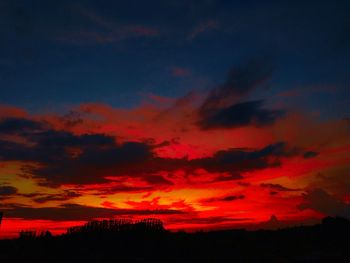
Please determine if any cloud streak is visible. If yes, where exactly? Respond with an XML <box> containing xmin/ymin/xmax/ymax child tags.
<box><xmin>1</xmin><ymin>203</ymin><xmax>185</xmax><ymax>221</ymax></box>
<box><xmin>0</xmin><ymin>117</ymin><xmax>303</xmax><ymax>187</ymax></box>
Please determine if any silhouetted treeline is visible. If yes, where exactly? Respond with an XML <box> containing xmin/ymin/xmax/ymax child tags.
<box><xmin>1</xmin><ymin>216</ymin><xmax>350</xmax><ymax>262</ymax></box>
<box><xmin>67</xmin><ymin>218</ymin><xmax>164</xmax><ymax>235</ymax></box>
<box><xmin>19</xmin><ymin>230</ymin><xmax>53</xmax><ymax>240</ymax></box>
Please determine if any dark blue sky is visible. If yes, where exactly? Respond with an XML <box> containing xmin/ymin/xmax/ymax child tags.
<box><xmin>1</xmin><ymin>0</ymin><xmax>349</xmax><ymax>118</ymax></box>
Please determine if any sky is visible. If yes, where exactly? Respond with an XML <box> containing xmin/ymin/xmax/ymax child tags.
<box><xmin>1</xmin><ymin>0</ymin><xmax>350</xmax><ymax>238</ymax></box>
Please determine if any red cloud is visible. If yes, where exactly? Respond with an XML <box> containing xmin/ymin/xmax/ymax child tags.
<box><xmin>0</xmin><ymin>70</ymin><xmax>349</xmax><ymax>237</ymax></box>
<box><xmin>170</xmin><ymin>67</ymin><xmax>192</xmax><ymax>77</ymax></box>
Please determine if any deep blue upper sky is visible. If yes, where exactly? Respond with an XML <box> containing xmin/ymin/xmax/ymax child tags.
<box><xmin>0</xmin><ymin>0</ymin><xmax>349</xmax><ymax>118</ymax></box>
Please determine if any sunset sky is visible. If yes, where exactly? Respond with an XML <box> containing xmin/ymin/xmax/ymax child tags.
<box><xmin>1</xmin><ymin>0</ymin><xmax>350</xmax><ymax>238</ymax></box>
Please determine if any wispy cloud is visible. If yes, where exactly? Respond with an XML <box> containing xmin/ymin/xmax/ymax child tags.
<box><xmin>188</xmin><ymin>20</ymin><xmax>219</xmax><ymax>41</ymax></box>
<box><xmin>170</xmin><ymin>66</ymin><xmax>192</xmax><ymax>77</ymax></box>
<box><xmin>57</xmin><ymin>6</ymin><xmax>160</xmax><ymax>44</ymax></box>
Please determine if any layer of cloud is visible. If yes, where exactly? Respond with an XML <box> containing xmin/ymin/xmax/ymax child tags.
<box><xmin>1</xmin><ymin>203</ymin><xmax>185</xmax><ymax>221</ymax></box>
<box><xmin>197</xmin><ymin>59</ymin><xmax>284</xmax><ymax>129</ymax></box>
<box><xmin>0</xmin><ymin>185</ymin><xmax>18</xmax><ymax>200</ymax></box>
<box><xmin>260</xmin><ymin>183</ymin><xmax>301</xmax><ymax>192</ymax></box>
<box><xmin>0</xmin><ymin>117</ymin><xmax>303</xmax><ymax>187</ymax></box>
<box><xmin>201</xmin><ymin>194</ymin><xmax>245</xmax><ymax>203</ymax></box>
<box><xmin>32</xmin><ymin>191</ymin><xmax>82</xmax><ymax>204</ymax></box>
<box><xmin>198</xmin><ymin>100</ymin><xmax>284</xmax><ymax>129</ymax></box>
<box><xmin>298</xmin><ymin>189</ymin><xmax>350</xmax><ymax>219</ymax></box>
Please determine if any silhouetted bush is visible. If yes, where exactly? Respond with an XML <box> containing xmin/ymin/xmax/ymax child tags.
<box><xmin>66</xmin><ymin>218</ymin><xmax>165</xmax><ymax>236</ymax></box>
<box><xmin>19</xmin><ymin>230</ymin><xmax>36</xmax><ymax>239</ymax></box>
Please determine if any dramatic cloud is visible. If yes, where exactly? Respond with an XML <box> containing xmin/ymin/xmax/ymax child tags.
<box><xmin>0</xmin><ymin>93</ymin><xmax>349</xmax><ymax>236</ymax></box>
<box><xmin>0</xmin><ymin>118</ymin><xmax>45</xmax><ymax>134</ymax></box>
<box><xmin>197</xmin><ymin>60</ymin><xmax>284</xmax><ymax>129</ymax></box>
<box><xmin>260</xmin><ymin>183</ymin><xmax>301</xmax><ymax>192</ymax></box>
<box><xmin>167</xmin><ymin>216</ymin><xmax>251</xmax><ymax>225</ymax></box>
<box><xmin>1</xmin><ymin>204</ymin><xmax>185</xmax><ymax>221</ymax></box>
<box><xmin>198</xmin><ymin>100</ymin><xmax>284</xmax><ymax>129</ymax></box>
<box><xmin>32</xmin><ymin>191</ymin><xmax>82</xmax><ymax>204</ymax></box>
<box><xmin>32</xmin><ymin>141</ymin><xmax>302</xmax><ymax>186</ymax></box>
<box><xmin>29</xmin><ymin>140</ymin><xmax>154</xmax><ymax>186</ymax></box>
<box><xmin>0</xmin><ymin>118</ymin><xmax>154</xmax><ymax>185</ymax></box>
<box><xmin>309</xmin><ymin>171</ymin><xmax>350</xmax><ymax>196</ymax></box>
<box><xmin>0</xmin><ymin>0</ymin><xmax>349</xmax><ymax>239</ymax></box>
<box><xmin>192</xmin><ymin>142</ymin><xmax>297</xmax><ymax>175</ymax></box>
<box><xmin>303</xmin><ymin>151</ymin><xmax>319</xmax><ymax>159</ymax></box>
<box><xmin>0</xmin><ymin>116</ymin><xmax>303</xmax><ymax>187</ymax></box>
<box><xmin>199</xmin><ymin>60</ymin><xmax>273</xmax><ymax>111</ymax></box>
<box><xmin>201</xmin><ymin>194</ymin><xmax>245</xmax><ymax>203</ymax></box>
<box><xmin>298</xmin><ymin>189</ymin><xmax>350</xmax><ymax>219</ymax></box>
<box><xmin>0</xmin><ymin>186</ymin><xmax>18</xmax><ymax>200</ymax></box>
<box><xmin>1</xmin><ymin>88</ymin><xmax>347</xmax><ymax>237</ymax></box>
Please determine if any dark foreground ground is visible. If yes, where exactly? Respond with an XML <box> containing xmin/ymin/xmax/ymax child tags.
<box><xmin>1</xmin><ymin>217</ymin><xmax>350</xmax><ymax>263</ymax></box>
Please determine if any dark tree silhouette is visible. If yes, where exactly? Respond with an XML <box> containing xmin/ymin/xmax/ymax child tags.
<box><xmin>1</xmin><ymin>217</ymin><xmax>350</xmax><ymax>263</ymax></box>
<box><xmin>67</xmin><ymin>218</ymin><xmax>164</xmax><ymax>236</ymax></box>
